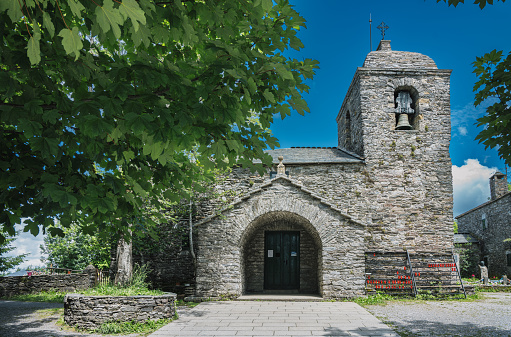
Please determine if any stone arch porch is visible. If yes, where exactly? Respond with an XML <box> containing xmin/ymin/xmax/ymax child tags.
<box><xmin>194</xmin><ymin>177</ymin><xmax>368</xmax><ymax>299</ymax></box>
<box><xmin>241</xmin><ymin>211</ymin><xmax>323</xmax><ymax>295</ymax></box>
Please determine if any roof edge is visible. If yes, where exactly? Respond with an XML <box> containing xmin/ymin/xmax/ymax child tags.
<box><xmin>455</xmin><ymin>191</ymin><xmax>511</xmax><ymax>219</ymax></box>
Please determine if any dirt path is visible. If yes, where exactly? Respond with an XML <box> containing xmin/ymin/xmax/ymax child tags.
<box><xmin>365</xmin><ymin>292</ymin><xmax>511</xmax><ymax>337</ymax></box>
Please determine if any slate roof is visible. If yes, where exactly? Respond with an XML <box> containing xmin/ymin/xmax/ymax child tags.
<box><xmin>254</xmin><ymin>147</ymin><xmax>364</xmax><ymax>165</ymax></box>
<box><xmin>454</xmin><ymin>233</ymin><xmax>479</xmax><ymax>244</ymax></box>
<box><xmin>455</xmin><ymin>192</ymin><xmax>511</xmax><ymax>219</ymax></box>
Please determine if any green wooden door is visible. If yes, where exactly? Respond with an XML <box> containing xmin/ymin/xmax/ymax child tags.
<box><xmin>264</xmin><ymin>231</ymin><xmax>300</xmax><ymax>290</ymax></box>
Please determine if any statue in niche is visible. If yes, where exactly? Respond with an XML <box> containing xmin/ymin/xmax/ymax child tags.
<box><xmin>395</xmin><ymin>91</ymin><xmax>414</xmax><ymax>130</ymax></box>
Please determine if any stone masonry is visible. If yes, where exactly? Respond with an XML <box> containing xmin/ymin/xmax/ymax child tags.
<box><xmin>457</xmin><ymin>172</ymin><xmax>511</xmax><ymax>277</ymax></box>
<box><xmin>142</xmin><ymin>40</ymin><xmax>455</xmax><ymax>299</ymax></box>
<box><xmin>0</xmin><ymin>268</ymin><xmax>95</xmax><ymax>298</ymax></box>
<box><xmin>64</xmin><ymin>293</ymin><xmax>176</xmax><ymax>329</ymax></box>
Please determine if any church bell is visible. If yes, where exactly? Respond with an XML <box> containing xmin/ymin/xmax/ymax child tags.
<box><xmin>395</xmin><ymin>113</ymin><xmax>412</xmax><ymax>130</ymax></box>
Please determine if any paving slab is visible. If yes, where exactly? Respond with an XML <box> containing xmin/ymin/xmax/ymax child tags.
<box><xmin>149</xmin><ymin>301</ymin><xmax>398</xmax><ymax>337</ymax></box>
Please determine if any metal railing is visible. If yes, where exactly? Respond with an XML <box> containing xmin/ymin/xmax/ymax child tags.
<box><xmin>452</xmin><ymin>251</ymin><xmax>467</xmax><ymax>298</ymax></box>
<box><xmin>406</xmin><ymin>250</ymin><xmax>418</xmax><ymax>297</ymax></box>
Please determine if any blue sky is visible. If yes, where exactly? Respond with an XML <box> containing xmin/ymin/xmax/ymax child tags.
<box><xmin>5</xmin><ymin>0</ymin><xmax>511</xmax><ymax>271</ymax></box>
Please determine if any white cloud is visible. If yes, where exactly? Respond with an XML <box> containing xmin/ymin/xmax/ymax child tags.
<box><xmin>457</xmin><ymin>126</ymin><xmax>468</xmax><ymax>136</ymax></box>
<box><xmin>451</xmin><ymin>100</ymin><xmax>494</xmax><ymax>127</ymax></box>
<box><xmin>450</xmin><ymin>99</ymin><xmax>497</xmax><ymax>137</ymax></box>
<box><xmin>4</xmin><ymin>223</ymin><xmax>46</xmax><ymax>271</ymax></box>
<box><xmin>452</xmin><ymin>159</ymin><xmax>498</xmax><ymax>217</ymax></box>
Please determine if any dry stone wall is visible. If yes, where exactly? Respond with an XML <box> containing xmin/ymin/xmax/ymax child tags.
<box><xmin>0</xmin><ymin>272</ymin><xmax>94</xmax><ymax>297</ymax></box>
<box><xmin>64</xmin><ymin>293</ymin><xmax>176</xmax><ymax>329</ymax></box>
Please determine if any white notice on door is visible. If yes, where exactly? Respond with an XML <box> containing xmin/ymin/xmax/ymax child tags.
<box><xmin>268</xmin><ymin>250</ymin><xmax>273</xmax><ymax>257</ymax></box>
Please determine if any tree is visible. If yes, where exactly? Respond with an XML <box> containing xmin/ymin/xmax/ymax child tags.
<box><xmin>40</xmin><ymin>223</ymin><xmax>111</xmax><ymax>270</ymax></box>
<box><xmin>473</xmin><ymin>50</ymin><xmax>511</xmax><ymax>168</ymax></box>
<box><xmin>437</xmin><ymin>0</ymin><xmax>510</xmax><ymax>167</ymax></box>
<box><xmin>437</xmin><ymin>0</ymin><xmax>506</xmax><ymax>9</ymax></box>
<box><xmin>0</xmin><ymin>230</ymin><xmax>27</xmax><ymax>274</ymax></box>
<box><xmin>0</xmin><ymin>0</ymin><xmax>319</xmax><ymax>243</ymax></box>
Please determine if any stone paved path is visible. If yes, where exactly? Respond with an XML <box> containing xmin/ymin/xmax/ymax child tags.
<box><xmin>149</xmin><ymin>301</ymin><xmax>399</xmax><ymax>337</ymax></box>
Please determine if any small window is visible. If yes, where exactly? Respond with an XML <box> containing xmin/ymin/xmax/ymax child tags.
<box><xmin>481</xmin><ymin>213</ymin><xmax>487</xmax><ymax>230</ymax></box>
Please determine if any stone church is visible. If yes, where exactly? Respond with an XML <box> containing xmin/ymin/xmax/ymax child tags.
<box><xmin>136</xmin><ymin>40</ymin><xmax>457</xmax><ymax>299</ymax></box>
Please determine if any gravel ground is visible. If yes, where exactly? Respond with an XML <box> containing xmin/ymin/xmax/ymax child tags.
<box><xmin>365</xmin><ymin>292</ymin><xmax>511</xmax><ymax>337</ymax></box>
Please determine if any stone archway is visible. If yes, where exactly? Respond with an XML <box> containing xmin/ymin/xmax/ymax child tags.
<box><xmin>240</xmin><ymin>211</ymin><xmax>322</xmax><ymax>295</ymax></box>
<box><xmin>194</xmin><ymin>177</ymin><xmax>366</xmax><ymax>299</ymax></box>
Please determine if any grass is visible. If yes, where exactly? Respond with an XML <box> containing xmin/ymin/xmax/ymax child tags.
<box><xmin>353</xmin><ymin>291</ymin><xmax>481</xmax><ymax>307</ymax></box>
<box><xmin>2</xmin><ymin>290</ymin><xmax>66</xmax><ymax>303</ymax></box>
<box><xmin>475</xmin><ymin>285</ymin><xmax>511</xmax><ymax>293</ymax></box>
<box><xmin>35</xmin><ymin>307</ymin><xmax>64</xmax><ymax>318</ymax></box>
<box><xmin>175</xmin><ymin>299</ymin><xmax>200</xmax><ymax>308</ymax></box>
<box><xmin>79</xmin><ymin>283</ymin><xmax>165</xmax><ymax>297</ymax></box>
<box><xmin>92</xmin><ymin>318</ymin><xmax>174</xmax><ymax>335</ymax></box>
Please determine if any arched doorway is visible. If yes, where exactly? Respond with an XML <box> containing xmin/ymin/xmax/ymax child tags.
<box><xmin>240</xmin><ymin>211</ymin><xmax>322</xmax><ymax>294</ymax></box>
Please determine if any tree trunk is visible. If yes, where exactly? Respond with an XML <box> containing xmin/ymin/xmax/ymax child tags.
<box><xmin>189</xmin><ymin>198</ymin><xmax>196</xmax><ymax>267</ymax></box>
<box><xmin>114</xmin><ymin>228</ymin><xmax>132</xmax><ymax>286</ymax></box>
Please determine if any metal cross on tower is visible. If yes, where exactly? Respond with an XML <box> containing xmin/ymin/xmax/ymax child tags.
<box><xmin>377</xmin><ymin>21</ymin><xmax>389</xmax><ymax>39</ymax></box>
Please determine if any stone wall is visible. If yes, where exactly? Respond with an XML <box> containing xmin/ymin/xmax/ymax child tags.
<box><xmin>0</xmin><ymin>271</ymin><xmax>95</xmax><ymax>297</ymax></box>
<box><xmin>337</xmin><ymin>76</ymin><xmax>363</xmax><ymax>156</ymax></box>
<box><xmin>64</xmin><ymin>293</ymin><xmax>176</xmax><ymax>329</ymax></box>
<box><xmin>194</xmin><ymin>177</ymin><xmax>366</xmax><ymax>299</ymax></box>
<box><xmin>457</xmin><ymin>194</ymin><xmax>511</xmax><ymax>277</ymax></box>
<box><xmin>335</xmin><ymin>41</ymin><xmax>454</xmax><ymax>253</ymax></box>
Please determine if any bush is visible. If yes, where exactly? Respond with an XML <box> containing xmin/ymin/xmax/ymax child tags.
<box><xmin>81</xmin><ymin>264</ymin><xmax>164</xmax><ymax>296</ymax></box>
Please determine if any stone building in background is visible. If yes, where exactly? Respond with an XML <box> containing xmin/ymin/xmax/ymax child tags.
<box><xmin>135</xmin><ymin>40</ymin><xmax>457</xmax><ymax>298</ymax></box>
<box><xmin>456</xmin><ymin>172</ymin><xmax>511</xmax><ymax>277</ymax></box>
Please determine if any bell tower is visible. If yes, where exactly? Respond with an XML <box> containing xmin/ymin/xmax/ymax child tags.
<box><xmin>336</xmin><ymin>40</ymin><xmax>454</xmax><ymax>252</ymax></box>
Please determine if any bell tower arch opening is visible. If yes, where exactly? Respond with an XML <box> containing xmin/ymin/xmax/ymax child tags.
<box><xmin>394</xmin><ymin>86</ymin><xmax>419</xmax><ymax>130</ymax></box>
<box><xmin>240</xmin><ymin>211</ymin><xmax>322</xmax><ymax>295</ymax></box>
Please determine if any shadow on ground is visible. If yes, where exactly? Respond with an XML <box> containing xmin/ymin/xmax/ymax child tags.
<box><xmin>0</xmin><ymin>300</ymin><xmax>88</xmax><ymax>337</ymax></box>
<box><xmin>323</xmin><ymin>326</ymin><xmax>399</xmax><ymax>336</ymax></box>
<box><xmin>384</xmin><ymin>319</ymin><xmax>511</xmax><ymax>337</ymax></box>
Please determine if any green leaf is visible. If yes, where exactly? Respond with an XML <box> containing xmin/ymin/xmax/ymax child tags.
<box><xmin>261</xmin><ymin>0</ymin><xmax>273</xmax><ymax>12</ymax></box>
<box><xmin>123</xmin><ymin>150</ymin><xmax>135</xmax><ymax>162</ymax></box>
<box><xmin>42</xmin><ymin>11</ymin><xmax>55</xmax><ymax>38</ymax></box>
<box><xmin>119</xmin><ymin>0</ymin><xmax>146</xmax><ymax>32</ymax></box>
<box><xmin>274</xmin><ymin>63</ymin><xmax>294</xmax><ymax>80</ymax></box>
<box><xmin>68</xmin><ymin>0</ymin><xmax>86</xmax><ymax>18</ymax></box>
<box><xmin>27</xmin><ymin>36</ymin><xmax>41</xmax><ymax>65</ymax></box>
<box><xmin>58</xmin><ymin>27</ymin><xmax>83</xmax><ymax>60</ymax></box>
<box><xmin>95</xmin><ymin>0</ymin><xmax>124</xmax><ymax>39</ymax></box>
<box><xmin>263</xmin><ymin>89</ymin><xmax>275</xmax><ymax>103</ymax></box>
<box><xmin>43</xmin><ymin>110</ymin><xmax>61</xmax><ymax>124</ymax></box>
<box><xmin>0</xmin><ymin>0</ymin><xmax>23</xmax><ymax>22</ymax></box>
